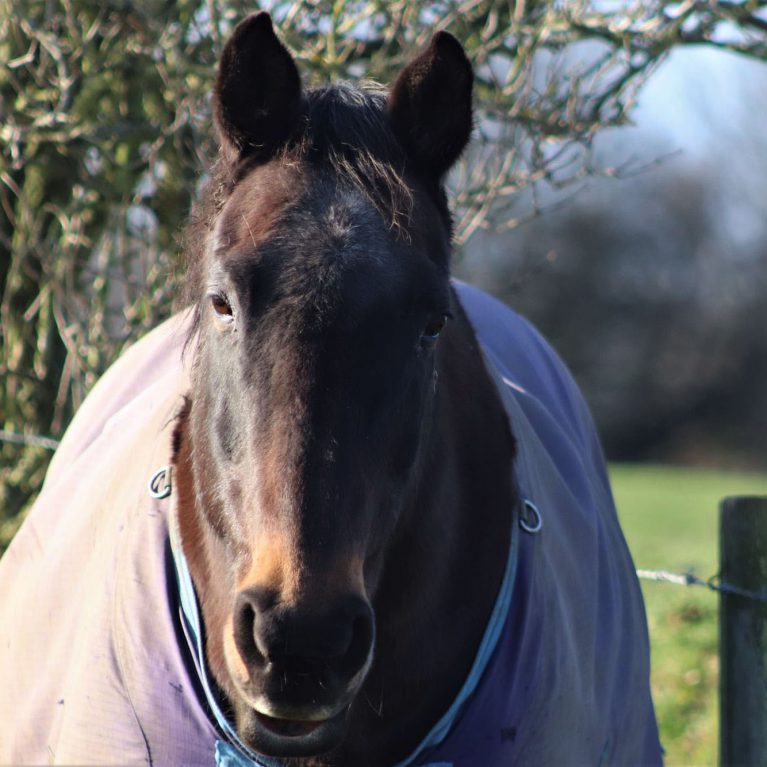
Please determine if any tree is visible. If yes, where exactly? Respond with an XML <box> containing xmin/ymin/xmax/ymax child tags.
<box><xmin>2</xmin><ymin>0</ymin><xmax>767</xmax><ymax>543</ymax></box>
<box><xmin>471</xmin><ymin>161</ymin><xmax>767</xmax><ymax>468</ymax></box>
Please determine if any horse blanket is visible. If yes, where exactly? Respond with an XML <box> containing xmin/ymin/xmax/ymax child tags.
<box><xmin>0</xmin><ymin>282</ymin><xmax>663</xmax><ymax>766</ymax></box>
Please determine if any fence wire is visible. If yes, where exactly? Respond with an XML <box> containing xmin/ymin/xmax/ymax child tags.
<box><xmin>0</xmin><ymin>430</ymin><xmax>60</xmax><ymax>451</ymax></box>
<box><xmin>637</xmin><ymin>568</ymin><xmax>767</xmax><ymax>605</ymax></box>
<box><xmin>4</xmin><ymin>423</ymin><xmax>766</xmax><ymax>608</ymax></box>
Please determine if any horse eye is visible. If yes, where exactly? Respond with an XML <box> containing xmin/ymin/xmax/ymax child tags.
<box><xmin>422</xmin><ymin>314</ymin><xmax>448</xmax><ymax>341</ymax></box>
<box><xmin>210</xmin><ymin>294</ymin><xmax>233</xmax><ymax>322</ymax></box>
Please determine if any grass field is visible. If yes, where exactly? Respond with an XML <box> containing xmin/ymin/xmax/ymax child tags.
<box><xmin>610</xmin><ymin>464</ymin><xmax>767</xmax><ymax>766</ymax></box>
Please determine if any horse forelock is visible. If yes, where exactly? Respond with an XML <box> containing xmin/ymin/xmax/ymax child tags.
<box><xmin>300</xmin><ymin>83</ymin><xmax>417</xmax><ymax>234</ymax></box>
<box><xmin>180</xmin><ymin>80</ymin><xmax>452</xmax><ymax>341</ymax></box>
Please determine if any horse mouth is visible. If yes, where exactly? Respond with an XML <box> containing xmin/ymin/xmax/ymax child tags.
<box><xmin>255</xmin><ymin>711</ymin><xmax>327</xmax><ymax>737</ymax></box>
<box><xmin>247</xmin><ymin>704</ymin><xmax>349</xmax><ymax>756</ymax></box>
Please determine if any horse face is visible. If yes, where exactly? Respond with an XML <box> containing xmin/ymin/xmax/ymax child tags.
<box><xmin>180</xmin><ymin>13</ymin><xmax>472</xmax><ymax>758</ymax></box>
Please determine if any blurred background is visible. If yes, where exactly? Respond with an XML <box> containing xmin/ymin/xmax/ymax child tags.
<box><xmin>2</xmin><ymin>1</ymin><xmax>766</xmax><ymax>763</ymax></box>
<box><xmin>461</xmin><ymin>47</ymin><xmax>767</xmax><ymax>472</ymax></box>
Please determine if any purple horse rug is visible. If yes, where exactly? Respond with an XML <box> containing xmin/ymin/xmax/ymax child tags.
<box><xmin>0</xmin><ymin>282</ymin><xmax>662</xmax><ymax>765</ymax></box>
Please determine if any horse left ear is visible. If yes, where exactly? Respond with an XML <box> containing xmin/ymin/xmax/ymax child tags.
<box><xmin>214</xmin><ymin>12</ymin><xmax>302</xmax><ymax>162</ymax></box>
<box><xmin>388</xmin><ymin>32</ymin><xmax>473</xmax><ymax>180</ymax></box>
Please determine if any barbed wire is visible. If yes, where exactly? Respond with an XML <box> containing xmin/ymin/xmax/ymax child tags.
<box><xmin>0</xmin><ymin>430</ymin><xmax>60</xmax><ymax>451</ymax></box>
<box><xmin>637</xmin><ymin>568</ymin><xmax>767</xmax><ymax>605</ymax></box>
<box><xmin>4</xmin><ymin>427</ymin><xmax>766</xmax><ymax>606</ymax></box>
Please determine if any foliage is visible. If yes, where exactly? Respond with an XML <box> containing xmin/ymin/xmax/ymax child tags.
<box><xmin>0</xmin><ymin>0</ymin><xmax>217</xmax><ymax>533</ymax></box>
<box><xmin>1</xmin><ymin>1</ymin><xmax>767</xmax><ymax>534</ymax></box>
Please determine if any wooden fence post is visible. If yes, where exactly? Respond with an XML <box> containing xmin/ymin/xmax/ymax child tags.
<box><xmin>720</xmin><ymin>496</ymin><xmax>767</xmax><ymax>766</ymax></box>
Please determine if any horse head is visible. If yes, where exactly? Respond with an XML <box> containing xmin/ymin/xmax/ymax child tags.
<box><xmin>173</xmin><ymin>12</ymin><xmax>476</xmax><ymax>759</ymax></box>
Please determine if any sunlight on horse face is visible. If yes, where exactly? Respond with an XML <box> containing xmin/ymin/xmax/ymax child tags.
<box><xmin>194</xmin><ymin>167</ymin><xmax>449</xmax><ymax>750</ymax></box>
<box><xmin>178</xmin><ymin>11</ymin><xmax>473</xmax><ymax>758</ymax></box>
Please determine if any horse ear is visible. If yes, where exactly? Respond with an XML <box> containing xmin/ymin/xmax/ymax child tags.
<box><xmin>388</xmin><ymin>32</ymin><xmax>473</xmax><ymax>180</ymax></box>
<box><xmin>214</xmin><ymin>12</ymin><xmax>302</xmax><ymax>161</ymax></box>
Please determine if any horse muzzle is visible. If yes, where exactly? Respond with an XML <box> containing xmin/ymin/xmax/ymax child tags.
<box><xmin>227</xmin><ymin>587</ymin><xmax>375</xmax><ymax>756</ymax></box>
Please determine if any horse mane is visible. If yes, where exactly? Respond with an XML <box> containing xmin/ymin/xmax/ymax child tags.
<box><xmin>179</xmin><ymin>82</ymin><xmax>450</xmax><ymax>317</ymax></box>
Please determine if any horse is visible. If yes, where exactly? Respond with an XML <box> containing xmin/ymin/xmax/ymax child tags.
<box><xmin>0</xmin><ymin>12</ymin><xmax>663</xmax><ymax>767</ymax></box>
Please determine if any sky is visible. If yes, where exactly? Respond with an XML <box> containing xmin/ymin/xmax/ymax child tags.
<box><xmin>631</xmin><ymin>45</ymin><xmax>767</xmax><ymax>160</ymax></box>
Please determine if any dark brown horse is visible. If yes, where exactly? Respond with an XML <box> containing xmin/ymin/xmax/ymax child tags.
<box><xmin>173</xmin><ymin>12</ymin><xmax>515</xmax><ymax>764</ymax></box>
<box><xmin>0</xmin><ymin>11</ymin><xmax>662</xmax><ymax>767</ymax></box>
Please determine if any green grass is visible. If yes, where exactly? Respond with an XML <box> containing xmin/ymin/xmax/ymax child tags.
<box><xmin>610</xmin><ymin>464</ymin><xmax>767</xmax><ymax>766</ymax></box>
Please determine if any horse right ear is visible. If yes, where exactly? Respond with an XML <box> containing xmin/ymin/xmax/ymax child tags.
<box><xmin>214</xmin><ymin>12</ymin><xmax>302</xmax><ymax>162</ymax></box>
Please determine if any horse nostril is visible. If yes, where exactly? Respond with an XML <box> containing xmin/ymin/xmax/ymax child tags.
<box><xmin>233</xmin><ymin>589</ymin><xmax>374</xmax><ymax>686</ymax></box>
<box><xmin>340</xmin><ymin>601</ymin><xmax>375</xmax><ymax>678</ymax></box>
<box><xmin>233</xmin><ymin>588</ymin><xmax>271</xmax><ymax>667</ymax></box>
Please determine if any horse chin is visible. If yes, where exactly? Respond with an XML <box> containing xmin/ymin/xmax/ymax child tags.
<box><xmin>237</xmin><ymin>701</ymin><xmax>350</xmax><ymax>758</ymax></box>
<box><xmin>223</xmin><ymin>626</ymin><xmax>375</xmax><ymax>758</ymax></box>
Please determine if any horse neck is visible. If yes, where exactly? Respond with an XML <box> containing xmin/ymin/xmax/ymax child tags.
<box><xmin>343</xmin><ymin>301</ymin><xmax>517</xmax><ymax>765</ymax></box>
